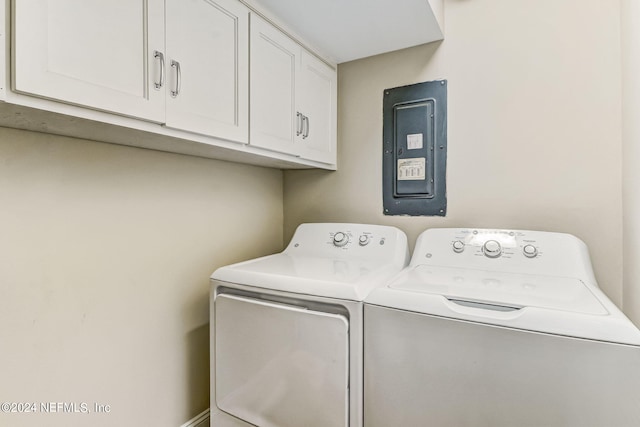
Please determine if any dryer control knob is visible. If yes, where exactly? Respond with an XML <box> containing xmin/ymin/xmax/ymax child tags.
<box><xmin>359</xmin><ymin>234</ymin><xmax>371</xmax><ymax>246</ymax></box>
<box><xmin>483</xmin><ymin>240</ymin><xmax>502</xmax><ymax>258</ymax></box>
<box><xmin>333</xmin><ymin>232</ymin><xmax>349</xmax><ymax>247</ymax></box>
<box><xmin>452</xmin><ymin>240</ymin><xmax>465</xmax><ymax>253</ymax></box>
<box><xmin>523</xmin><ymin>244</ymin><xmax>538</xmax><ymax>258</ymax></box>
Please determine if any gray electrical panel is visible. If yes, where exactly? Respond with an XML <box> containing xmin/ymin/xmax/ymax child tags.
<box><xmin>383</xmin><ymin>80</ymin><xmax>447</xmax><ymax>216</ymax></box>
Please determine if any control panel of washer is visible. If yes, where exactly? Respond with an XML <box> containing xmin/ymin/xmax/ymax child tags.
<box><xmin>411</xmin><ymin>228</ymin><xmax>593</xmax><ymax>280</ymax></box>
<box><xmin>448</xmin><ymin>229</ymin><xmax>540</xmax><ymax>260</ymax></box>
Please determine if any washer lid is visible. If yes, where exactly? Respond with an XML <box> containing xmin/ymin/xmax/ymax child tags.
<box><xmin>367</xmin><ymin>266</ymin><xmax>640</xmax><ymax>346</ymax></box>
<box><xmin>390</xmin><ymin>266</ymin><xmax>607</xmax><ymax>315</ymax></box>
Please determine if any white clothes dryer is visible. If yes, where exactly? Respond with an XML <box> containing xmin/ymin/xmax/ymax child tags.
<box><xmin>364</xmin><ymin>228</ymin><xmax>640</xmax><ymax>427</ymax></box>
<box><xmin>210</xmin><ymin>223</ymin><xmax>409</xmax><ymax>427</ymax></box>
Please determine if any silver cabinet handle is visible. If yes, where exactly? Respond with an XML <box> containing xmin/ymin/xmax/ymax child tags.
<box><xmin>153</xmin><ymin>51</ymin><xmax>165</xmax><ymax>90</ymax></box>
<box><xmin>302</xmin><ymin>115</ymin><xmax>310</xmax><ymax>139</ymax></box>
<box><xmin>170</xmin><ymin>60</ymin><xmax>181</xmax><ymax>98</ymax></box>
<box><xmin>296</xmin><ymin>112</ymin><xmax>303</xmax><ymax>136</ymax></box>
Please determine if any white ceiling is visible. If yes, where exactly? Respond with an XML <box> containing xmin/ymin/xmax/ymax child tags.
<box><xmin>254</xmin><ymin>0</ymin><xmax>443</xmax><ymax>64</ymax></box>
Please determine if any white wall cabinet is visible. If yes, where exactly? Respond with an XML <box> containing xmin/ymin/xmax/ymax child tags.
<box><xmin>13</xmin><ymin>0</ymin><xmax>249</xmax><ymax>144</ymax></box>
<box><xmin>296</xmin><ymin>50</ymin><xmax>337</xmax><ymax>164</ymax></box>
<box><xmin>12</xmin><ymin>0</ymin><xmax>165</xmax><ymax>123</ymax></box>
<box><xmin>164</xmin><ymin>0</ymin><xmax>248</xmax><ymax>142</ymax></box>
<box><xmin>249</xmin><ymin>14</ymin><xmax>299</xmax><ymax>155</ymax></box>
<box><xmin>249</xmin><ymin>14</ymin><xmax>336</xmax><ymax>164</ymax></box>
<box><xmin>6</xmin><ymin>0</ymin><xmax>357</xmax><ymax>169</ymax></box>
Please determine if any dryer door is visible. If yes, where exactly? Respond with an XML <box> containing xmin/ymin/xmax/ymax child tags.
<box><xmin>215</xmin><ymin>294</ymin><xmax>349</xmax><ymax>427</ymax></box>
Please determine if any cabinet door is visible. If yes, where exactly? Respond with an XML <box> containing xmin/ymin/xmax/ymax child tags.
<box><xmin>297</xmin><ymin>50</ymin><xmax>337</xmax><ymax>164</ymax></box>
<box><xmin>165</xmin><ymin>0</ymin><xmax>248</xmax><ymax>143</ymax></box>
<box><xmin>12</xmin><ymin>0</ymin><xmax>165</xmax><ymax>122</ymax></box>
<box><xmin>249</xmin><ymin>14</ymin><xmax>299</xmax><ymax>155</ymax></box>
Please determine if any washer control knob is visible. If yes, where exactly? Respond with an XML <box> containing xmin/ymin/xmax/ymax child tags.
<box><xmin>359</xmin><ymin>234</ymin><xmax>371</xmax><ymax>246</ymax></box>
<box><xmin>452</xmin><ymin>240</ymin><xmax>465</xmax><ymax>253</ymax></box>
<box><xmin>523</xmin><ymin>244</ymin><xmax>538</xmax><ymax>258</ymax></box>
<box><xmin>333</xmin><ymin>232</ymin><xmax>349</xmax><ymax>247</ymax></box>
<box><xmin>483</xmin><ymin>240</ymin><xmax>502</xmax><ymax>258</ymax></box>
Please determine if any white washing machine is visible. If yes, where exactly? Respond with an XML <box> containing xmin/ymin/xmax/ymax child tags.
<box><xmin>364</xmin><ymin>228</ymin><xmax>640</xmax><ymax>427</ymax></box>
<box><xmin>210</xmin><ymin>223</ymin><xmax>409</xmax><ymax>427</ymax></box>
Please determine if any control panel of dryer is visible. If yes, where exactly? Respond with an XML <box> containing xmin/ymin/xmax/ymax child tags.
<box><xmin>329</xmin><ymin>229</ymin><xmax>387</xmax><ymax>249</ymax></box>
<box><xmin>284</xmin><ymin>223</ymin><xmax>410</xmax><ymax>267</ymax></box>
<box><xmin>411</xmin><ymin>228</ymin><xmax>595</xmax><ymax>283</ymax></box>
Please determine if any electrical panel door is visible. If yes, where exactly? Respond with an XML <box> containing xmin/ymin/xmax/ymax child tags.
<box><xmin>383</xmin><ymin>80</ymin><xmax>447</xmax><ymax>216</ymax></box>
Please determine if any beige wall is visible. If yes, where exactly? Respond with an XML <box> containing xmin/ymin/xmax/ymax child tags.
<box><xmin>284</xmin><ymin>0</ymin><xmax>624</xmax><ymax>305</ymax></box>
<box><xmin>0</xmin><ymin>128</ymin><xmax>283</xmax><ymax>426</ymax></box>
<box><xmin>622</xmin><ymin>0</ymin><xmax>640</xmax><ymax>325</ymax></box>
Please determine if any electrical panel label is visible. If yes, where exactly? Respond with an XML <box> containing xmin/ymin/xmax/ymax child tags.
<box><xmin>407</xmin><ymin>133</ymin><xmax>424</xmax><ymax>150</ymax></box>
<box><xmin>397</xmin><ymin>158</ymin><xmax>426</xmax><ymax>180</ymax></box>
